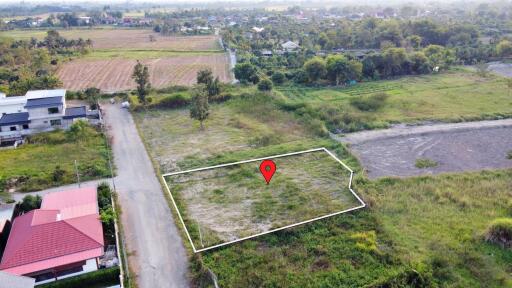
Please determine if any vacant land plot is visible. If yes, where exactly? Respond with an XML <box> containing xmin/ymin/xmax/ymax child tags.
<box><xmin>165</xmin><ymin>150</ymin><xmax>359</xmax><ymax>249</ymax></box>
<box><xmin>340</xmin><ymin>121</ymin><xmax>512</xmax><ymax>178</ymax></box>
<box><xmin>0</xmin><ymin>29</ymin><xmax>221</xmax><ymax>51</ymax></box>
<box><xmin>57</xmin><ymin>53</ymin><xmax>231</xmax><ymax>91</ymax></box>
<box><xmin>278</xmin><ymin>70</ymin><xmax>512</xmax><ymax>131</ymax></box>
<box><xmin>0</xmin><ymin>129</ymin><xmax>110</xmax><ymax>195</ymax></box>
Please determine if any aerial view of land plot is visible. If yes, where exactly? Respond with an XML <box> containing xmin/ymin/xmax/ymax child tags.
<box><xmin>1</xmin><ymin>1</ymin><xmax>512</xmax><ymax>288</ymax></box>
<box><xmin>166</xmin><ymin>150</ymin><xmax>359</xmax><ymax>249</ymax></box>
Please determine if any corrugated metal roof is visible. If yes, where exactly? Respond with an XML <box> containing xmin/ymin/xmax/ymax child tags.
<box><xmin>0</xmin><ymin>112</ymin><xmax>29</xmax><ymax>126</ymax></box>
<box><xmin>64</xmin><ymin>106</ymin><xmax>87</xmax><ymax>119</ymax></box>
<box><xmin>25</xmin><ymin>96</ymin><xmax>63</xmax><ymax>108</ymax></box>
<box><xmin>0</xmin><ymin>187</ymin><xmax>104</xmax><ymax>275</ymax></box>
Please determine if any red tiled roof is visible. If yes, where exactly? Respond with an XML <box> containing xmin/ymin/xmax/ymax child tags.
<box><xmin>0</xmin><ymin>188</ymin><xmax>104</xmax><ymax>275</ymax></box>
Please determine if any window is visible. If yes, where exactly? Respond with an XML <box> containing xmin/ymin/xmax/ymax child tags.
<box><xmin>48</xmin><ymin>107</ymin><xmax>59</xmax><ymax>114</ymax></box>
<box><xmin>22</xmin><ymin>124</ymin><xmax>29</xmax><ymax>130</ymax></box>
<box><xmin>50</xmin><ymin>119</ymin><xmax>62</xmax><ymax>126</ymax></box>
<box><xmin>10</xmin><ymin>126</ymin><xmax>16</xmax><ymax>131</ymax></box>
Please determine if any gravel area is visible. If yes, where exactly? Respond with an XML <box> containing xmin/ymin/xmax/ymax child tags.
<box><xmin>335</xmin><ymin>120</ymin><xmax>512</xmax><ymax>179</ymax></box>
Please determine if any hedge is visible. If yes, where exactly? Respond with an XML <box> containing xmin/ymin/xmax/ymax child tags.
<box><xmin>39</xmin><ymin>266</ymin><xmax>120</xmax><ymax>288</ymax></box>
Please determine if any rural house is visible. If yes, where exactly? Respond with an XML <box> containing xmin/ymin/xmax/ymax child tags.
<box><xmin>0</xmin><ymin>89</ymin><xmax>87</xmax><ymax>145</ymax></box>
<box><xmin>0</xmin><ymin>187</ymin><xmax>105</xmax><ymax>284</ymax></box>
<box><xmin>281</xmin><ymin>41</ymin><xmax>300</xmax><ymax>52</ymax></box>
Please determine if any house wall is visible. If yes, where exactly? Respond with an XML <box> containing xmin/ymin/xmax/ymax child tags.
<box><xmin>30</xmin><ymin>258</ymin><xmax>99</xmax><ymax>285</ymax></box>
<box><xmin>27</xmin><ymin>105</ymin><xmax>63</xmax><ymax>120</ymax></box>
<box><xmin>27</xmin><ymin>105</ymin><xmax>64</xmax><ymax>131</ymax></box>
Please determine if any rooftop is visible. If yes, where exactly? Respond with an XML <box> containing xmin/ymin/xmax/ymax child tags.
<box><xmin>0</xmin><ymin>112</ymin><xmax>29</xmax><ymax>126</ymax></box>
<box><xmin>25</xmin><ymin>96</ymin><xmax>63</xmax><ymax>109</ymax></box>
<box><xmin>25</xmin><ymin>89</ymin><xmax>66</xmax><ymax>100</ymax></box>
<box><xmin>64</xmin><ymin>106</ymin><xmax>87</xmax><ymax>119</ymax></box>
<box><xmin>0</xmin><ymin>187</ymin><xmax>104</xmax><ymax>276</ymax></box>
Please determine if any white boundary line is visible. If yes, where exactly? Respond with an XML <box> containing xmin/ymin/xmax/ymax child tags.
<box><xmin>162</xmin><ymin>147</ymin><xmax>366</xmax><ymax>253</ymax></box>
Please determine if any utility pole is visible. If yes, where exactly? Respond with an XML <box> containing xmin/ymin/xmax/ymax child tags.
<box><xmin>74</xmin><ymin>160</ymin><xmax>81</xmax><ymax>188</ymax></box>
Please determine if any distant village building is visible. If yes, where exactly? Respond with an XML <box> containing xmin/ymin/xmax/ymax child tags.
<box><xmin>281</xmin><ymin>41</ymin><xmax>300</xmax><ymax>52</ymax></box>
<box><xmin>252</xmin><ymin>26</ymin><xmax>265</xmax><ymax>33</ymax></box>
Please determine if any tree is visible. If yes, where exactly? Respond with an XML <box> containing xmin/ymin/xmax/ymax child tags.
<box><xmin>234</xmin><ymin>63</ymin><xmax>259</xmax><ymax>84</ymax></box>
<box><xmin>19</xmin><ymin>195</ymin><xmax>42</xmax><ymax>213</ymax></box>
<box><xmin>304</xmin><ymin>57</ymin><xmax>326</xmax><ymax>83</ymax></box>
<box><xmin>326</xmin><ymin>55</ymin><xmax>355</xmax><ymax>86</ymax></box>
<box><xmin>84</xmin><ymin>87</ymin><xmax>101</xmax><ymax>109</ymax></box>
<box><xmin>475</xmin><ymin>61</ymin><xmax>489</xmax><ymax>77</ymax></box>
<box><xmin>190</xmin><ymin>85</ymin><xmax>209</xmax><ymax>130</ymax></box>
<box><xmin>497</xmin><ymin>40</ymin><xmax>512</xmax><ymax>57</ymax></box>
<box><xmin>132</xmin><ymin>61</ymin><xmax>151</xmax><ymax>105</ymax></box>
<box><xmin>257</xmin><ymin>78</ymin><xmax>273</xmax><ymax>91</ymax></box>
<box><xmin>197</xmin><ymin>69</ymin><xmax>220</xmax><ymax>98</ymax></box>
<box><xmin>271</xmin><ymin>71</ymin><xmax>285</xmax><ymax>85</ymax></box>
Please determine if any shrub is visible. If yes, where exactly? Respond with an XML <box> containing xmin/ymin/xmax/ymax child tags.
<box><xmin>154</xmin><ymin>93</ymin><xmax>190</xmax><ymax>109</ymax></box>
<box><xmin>350</xmin><ymin>92</ymin><xmax>389</xmax><ymax>111</ymax></box>
<box><xmin>27</xmin><ymin>130</ymin><xmax>68</xmax><ymax>145</ymax></box>
<box><xmin>52</xmin><ymin>165</ymin><xmax>66</xmax><ymax>182</ymax></box>
<box><xmin>210</xmin><ymin>92</ymin><xmax>233</xmax><ymax>103</ymax></box>
<box><xmin>507</xmin><ymin>150</ymin><xmax>512</xmax><ymax>160</ymax></box>
<box><xmin>38</xmin><ymin>267</ymin><xmax>120</xmax><ymax>288</ymax></box>
<box><xmin>18</xmin><ymin>195</ymin><xmax>42</xmax><ymax>212</ymax></box>
<box><xmin>415</xmin><ymin>158</ymin><xmax>438</xmax><ymax>168</ymax></box>
<box><xmin>257</xmin><ymin>78</ymin><xmax>273</xmax><ymax>91</ymax></box>
<box><xmin>271</xmin><ymin>71</ymin><xmax>286</xmax><ymax>85</ymax></box>
<box><xmin>485</xmin><ymin>218</ymin><xmax>512</xmax><ymax>248</ymax></box>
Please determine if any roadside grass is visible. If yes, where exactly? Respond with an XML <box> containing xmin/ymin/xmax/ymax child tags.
<box><xmin>166</xmin><ymin>150</ymin><xmax>358</xmax><ymax>248</ymax></box>
<box><xmin>0</xmin><ymin>129</ymin><xmax>110</xmax><ymax>195</ymax></box>
<box><xmin>357</xmin><ymin>170</ymin><xmax>512</xmax><ymax>287</ymax></box>
<box><xmin>277</xmin><ymin>69</ymin><xmax>512</xmax><ymax>132</ymax></box>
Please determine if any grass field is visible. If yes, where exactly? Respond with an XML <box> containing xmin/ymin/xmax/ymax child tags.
<box><xmin>133</xmin><ymin>90</ymin><xmax>512</xmax><ymax>287</ymax></box>
<box><xmin>0</xmin><ymin>128</ymin><xmax>110</xmax><ymax>196</ymax></box>
<box><xmin>277</xmin><ymin>69</ymin><xmax>512</xmax><ymax>131</ymax></box>
<box><xmin>165</xmin><ymin>150</ymin><xmax>358</xmax><ymax>249</ymax></box>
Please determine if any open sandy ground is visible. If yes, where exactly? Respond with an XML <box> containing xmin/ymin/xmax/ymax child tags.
<box><xmin>335</xmin><ymin>119</ymin><xmax>512</xmax><ymax>178</ymax></box>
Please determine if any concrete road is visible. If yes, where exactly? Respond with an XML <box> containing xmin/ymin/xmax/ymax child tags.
<box><xmin>103</xmin><ymin>103</ymin><xmax>189</xmax><ymax>288</ymax></box>
<box><xmin>12</xmin><ymin>178</ymin><xmax>111</xmax><ymax>202</ymax></box>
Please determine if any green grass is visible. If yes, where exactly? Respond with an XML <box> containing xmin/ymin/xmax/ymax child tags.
<box><xmin>277</xmin><ymin>70</ymin><xmax>512</xmax><ymax>131</ymax></box>
<box><xmin>0</xmin><ymin>129</ymin><xmax>110</xmax><ymax>195</ymax></box>
<box><xmin>415</xmin><ymin>158</ymin><xmax>439</xmax><ymax>168</ymax></box>
<box><xmin>133</xmin><ymin>89</ymin><xmax>512</xmax><ymax>287</ymax></box>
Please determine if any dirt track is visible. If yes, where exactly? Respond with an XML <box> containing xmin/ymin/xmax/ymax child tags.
<box><xmin>334</xmin><ymin>119</ymin><xmax>512</xmax><ymax>178</ymax></box>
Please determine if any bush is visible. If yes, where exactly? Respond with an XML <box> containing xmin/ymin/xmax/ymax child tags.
<box><xmin>485</xmin><ymin>218</ymin><xmax>512</xmax><ymax>248</ymax></box>
<box><xmin>153</xmin><ymin>93</ymin><xmax>190</xmax><ymax>109</ymax></box>
<box><xmin>210</xmin><ymin>92</ymin><xmax>233</xmax><ymax>103</ymax></box>
<box><xmin>507</xmin><ymin>150</ymin><xmax>512</xmax><ymax>160</ymax></box>
<box><xmin>415</xmin><ymin>158</ymin><xmax>438</xmax><ymax>168</ymax></box>
<box><xmin>27</xmin><ymin>130</ymin><xmax>68</xmax><ymax>145</ymax></box>
<box><xmin>271</xmin><ymin>71</ymin><xmax>286</xmax><ymax>85</ymax></box>
<box><xmin>52</xmin><ymin>165</ymin><xmax>66</xmax><ymax>182</ymax></box>
<box><xmin>350</xmin><ymin>92</ymin><xmax>389</xmax><ymax>111</ymax></box>
<box><xmin>18</xmin><ymin>195</ymin><xmax>42</xmax><ymax>212</ymax></box>
<box><xmin>257</xmin><ymin>78</ymin><xmax>273</xmax><ymax>91</ymax></box>
<box><xmin>38</xmin><ymin>267</ymin><xmax>120</xmax><ymax>288</ymax></box>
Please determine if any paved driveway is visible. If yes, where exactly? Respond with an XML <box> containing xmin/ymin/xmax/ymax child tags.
<box><xmin>103</xmin><ymin>103</ymin><xmax>189</xmax><ymax>288</ymax></box>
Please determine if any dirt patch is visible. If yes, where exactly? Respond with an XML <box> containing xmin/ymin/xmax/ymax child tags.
<box><xmin>339</xmin><ymin>122</ymin><xmax>512</xmax><ymax>178</ymax></box>
<box><xmin>487</xmin><ymin>61</ymin><xmax>512</xmax><ymax>78</ymax></box>
<box><xmin>166</xmin><ymin>151</ymin><xmax>358</xmax><ymax>248</ymax></box>
<box><xmin>57</xmin><ymin>54</ymin><xmax>231</xmax><ymax>91</ymax></box>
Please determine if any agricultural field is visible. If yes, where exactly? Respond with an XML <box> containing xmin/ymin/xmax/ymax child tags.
<box><xmin>0</xmin><ymin>28</ymin><xmax>231</xmax><ymax>91</ymax></box>
<box><xmin>277</xmin><ymin>69</ymin><xmax>512</xmax><ymax>131</ymax></box>
<box><xmin>133</xmin><ymin>91</ymin><xmax>512</xmax><ymax>287</ymax></box>
<box><xmin>165</xmin><ymin>150</ymin><xmax>359</xmax><ymax>249</ymax></box>
<box><xmin>57</xmin><ymin>53</ymin><xmax>231</xmax><ymax>91</ymax></box>
<box><xmin>0</xmin><ymin>126</ymin><xmax>110</xmax><ymax>197</ymax></box>
<box><xmin>0</xmin><ymin>29</ymin><xmax>221</xmax><ymax>51</ymax></box>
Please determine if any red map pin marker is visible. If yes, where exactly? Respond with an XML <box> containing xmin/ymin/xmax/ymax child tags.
<box><xmin>259</xmin><ymin>160</ymin><xmax>276</xmax><ymax>185</ymax></box>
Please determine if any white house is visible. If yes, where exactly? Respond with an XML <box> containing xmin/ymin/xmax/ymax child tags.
<box><xmin>281</xmin><ymin>41</ymin><xmax>300</xmax><ymax>52</ymax></box>
<box><xmin>0</xmin><ymin>89</ymin><xmax>87</xmax><ymax>144</ymax></box>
